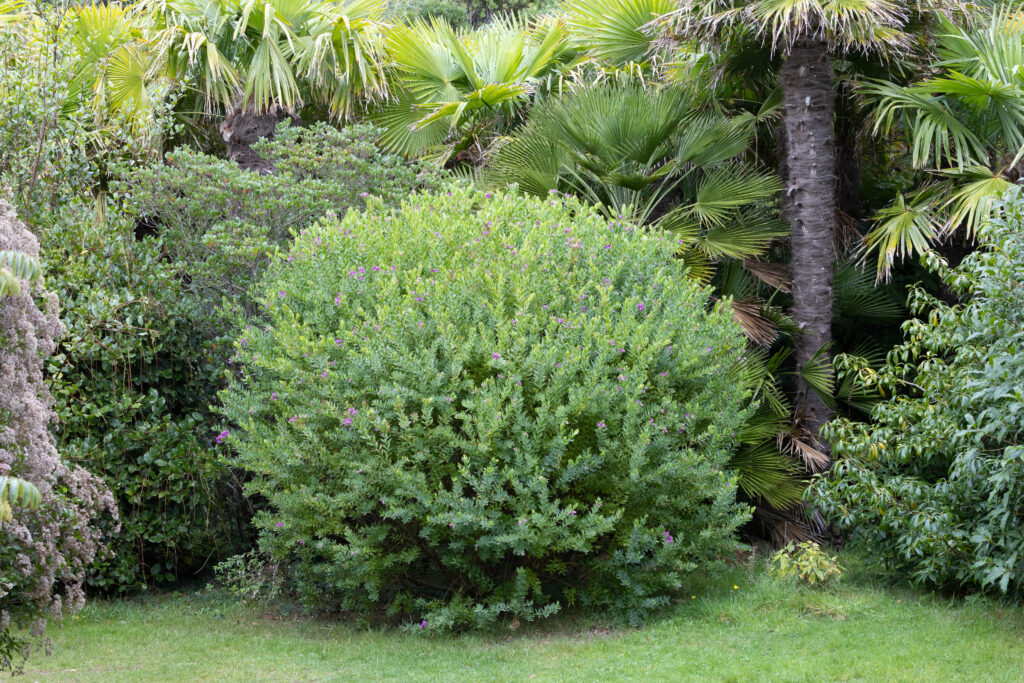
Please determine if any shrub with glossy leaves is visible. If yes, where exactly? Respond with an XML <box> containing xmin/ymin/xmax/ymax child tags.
<box><xmin>815</xmin><ymin>190</ymin><xmax>1024</xmax><ymax>597</ymax></box>
<box><xmin>45</xmin><ymin>122</ymin><xmax>440</xmax><ymax>592</ymax></box>
<box><xmin>220</xmin><ymin>187</ymin><xmax>752</xmax><ymax>628</ymax></box>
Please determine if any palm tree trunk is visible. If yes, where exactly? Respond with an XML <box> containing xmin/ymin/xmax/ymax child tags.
<box><xmin>780</xmin><ymin>39</ymin><xmax>836</xmax><ymax>446</ymax></box>
<box><xmin>219</xmin><ymin>103</ymin><xmax>296</xmax><ymax>173</ymax></box>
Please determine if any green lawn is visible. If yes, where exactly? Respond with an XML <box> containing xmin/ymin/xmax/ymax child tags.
<box><xmin>24</xmin><ymin>560</ymin><xmax>1024</xmax><ymax>682</ymax></box>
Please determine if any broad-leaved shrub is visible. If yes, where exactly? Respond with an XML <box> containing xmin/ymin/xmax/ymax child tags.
<box><xmin>815</xmin><ymin>190</ymin><xmax>1024</xmax><ymax>597</ymax></box>
<box><xmin>47</xmin><ymin>122</ymin><xmax>441</xmax><ymax>591</ymax></box>
<box><xmin>220</xmin><ymin>188</ymin><xmax>752</xmax><ymax>628</ymax></box>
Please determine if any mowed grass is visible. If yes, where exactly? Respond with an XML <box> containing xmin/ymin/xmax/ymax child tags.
<box><xmin>24</xmin><ymin>558</ymin><xmax>1024</xmax><ymax>682</ymax></box>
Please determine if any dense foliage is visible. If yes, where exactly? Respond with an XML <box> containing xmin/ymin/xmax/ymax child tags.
<box><xmin>815</xmin><ymin>191</ymin><xmax>1024</xmax><ymax>596</ymax></box>
<box><xmin>0</xmin><ymin>199</ymin><xmax>115</xmax><ymax>673</ymax></box>
<box><xmin>220</xmin><ymin>188</ymin><xmax>753</xmax><ymax>628</ymax></box>
<box><xmin>42</xmin><ymin>122</ymin><xmax>442</xmax><ymax>591</ymax></box>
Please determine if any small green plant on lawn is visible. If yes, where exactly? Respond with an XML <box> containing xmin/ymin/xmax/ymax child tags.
<box><xmin>770</xmin><ymin>541</ymin><xmax>843</xmax><ymax>587</ymax></box>
<box><xmin>212</xmin><ymin>551</ymin><xmax>285</xmax><ymax>606</ymax></box>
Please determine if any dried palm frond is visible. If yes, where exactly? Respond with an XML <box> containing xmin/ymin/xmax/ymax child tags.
<box><xmin>728</xmin><ymin>297</ymin><xmax>779</xmax><ymax>346</ymax></box>
<box><xmin>743</xmin><ymin>258</ymin><xmax>790</xmax><ymax>291</ymax></box>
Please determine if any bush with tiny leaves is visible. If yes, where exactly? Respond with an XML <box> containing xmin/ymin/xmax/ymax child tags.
<box><xmin>219</xmin><ymin>187</ymin><xmax>752</xmax><ymax>629</ymax></box>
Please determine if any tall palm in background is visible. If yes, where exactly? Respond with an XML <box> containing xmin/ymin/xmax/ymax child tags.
<box><xmin>487</xmin><ymin>85</ymin><xmax>808</xmax><ymax>509</ymax></box>
<box><xmin>147</xmin><ymin>0</ymin><xmax>387</xmax><ymax>164</ymax></box>
<box><xmin>485</xmin><ymin>82</ymin><xmax>904</xmax><ymax>522</ymax></box>
<box><xmin>863</xmin><ymin>5</ymin><xmax>1024</xmax><ymax>278</ymax></box>
<box><xmin>654</xmin><ymin>0</ymin><xmax>923</xmax><ymax>446</ymax></box>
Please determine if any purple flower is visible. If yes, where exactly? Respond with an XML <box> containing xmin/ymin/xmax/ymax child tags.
<box><xmin>276</xmin><ymin>522</ymin><xmax>285</xmax><ymax>528</ymax></box>
<box><xmin>215</xmin><ymin>429</ymin><xmax>230</xmax><ymax>444</ymax></box>
<box><xmin>637</xmin><ymin>303</ymin><xmax>645</xmax><ymax>312</ymax></box>
<box><xmin>492</xmin><ymin>352</ymin><xmax>501</xmax><ymax>360</ymax></box>
<box><xmin>596</xmin><ymin>422</ymin><xmax>606</xmax><ymax>428</ymax></box>
<box><xmin>271</xmin><ymin>392</ymin><xmax>278</xmax><ymax>400</ymax></box>
<box><xmin>663</xmin><ymin>531</ymin><xmax>674</xmax><ymax>543</ymax></box>
<box><xmin>484</xmin><ymin>193</ymin><xmax>493</xmax><ymax>199</ymax></box>
<box><xmin>278</xmin><ymin>291</ymin><xmax>286</xmax><ymax>298</ymax></box>
<box><xmin>347</xmin><ymin>408</ymin><xmax>358</xmax><ymax>415</ymax></box>
<box><xmin>343</xmin><ymin>417</ymin><xmax>353</xmax><ymax>426</ymax></box>
<box><xmin>419</xmin><ymin>620</ymin><xmax>427</xmax><ymax>628</ymax></box>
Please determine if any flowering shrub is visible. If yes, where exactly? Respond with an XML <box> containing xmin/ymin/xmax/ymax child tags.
<box><xmin>815</xmin><ymin>190</ymin><xmax>1024</xmax><ymax>597</ymax></box>
<box><xmin>0</xmin><ymin>198</ymin><xmax>116</xmax><ymax>673</ymax></box>
<box><xmin>220</xmin><ymin>187</ymin><xmax>752</xmax><ymax>628</ymax></box>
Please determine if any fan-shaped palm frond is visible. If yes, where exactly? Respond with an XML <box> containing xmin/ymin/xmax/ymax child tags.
<box><xmin>0</xmin><ymin>0</ymin><xmax>26</xmax><ymax>21</ymax></box>
<box><xmin>565</xmin><ymin>0</ymin><xmax>676</xmax><ymax>69</ymax></box>
<box><xmin>863</xmin><ymin>192</ymin><xmax>940</xmax><ymax>277</ymax></box>
<box><xmin>375</xmin><ymin>16</ymin><xmax>570</xmax><ymax>161</ymax></box>
<box><xmin>863</xmin><ymin>6</ymin><xmax>1024</xmax><ymax>278</ymax></box>
<box><xmin>729</xmin><ymin>440</ymin><xmax>805</xmax><ymax>507</ymax></box>
<box><xmin>832</xmin><ymin>259</ymin><xmax>904</xmax><ymax>325</ymax></box>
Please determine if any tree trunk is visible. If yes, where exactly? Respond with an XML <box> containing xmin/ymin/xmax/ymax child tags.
<box><xmin>219</xmin><ymin>103</ymin><xmax>297</xmax><ymax>173</ymax></box>
<box><xmin>780</xmin><ymin>39</ymin><xmax>836</xmax><ymax>447</ymax></box>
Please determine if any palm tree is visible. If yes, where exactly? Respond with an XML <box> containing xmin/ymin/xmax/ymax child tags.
<box><xmin>652</xmin><ymin>0</ymin><xmax>928</xmax><ymax>444</ymax></box>
<box><xmin>487</xmin><ymin>84</ymin><xmax>812</xmax><ymax>508</ymax></box>
<box><xmin>373</xmin><ymin>16</ymin><xmax>571</xmax><ymax>164</ymax></box>
<box><xmin>147</xmin><ymin>0</ymin><xmax>388</xmax><ymax>165</ymax></box>
<box><xmin>863</xmin><ymin>5</ymin><xmax>1024</xmax><ymax>278</ymax></box>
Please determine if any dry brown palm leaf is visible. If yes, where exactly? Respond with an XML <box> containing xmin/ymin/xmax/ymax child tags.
<box><xmin>833</xmin><ymin>208</ymin><xmax>860</xmax><ymax>257</ymax></box>
<box><xmin>714</xmin><ymin>297</ymin><xmax>778</xmax><ymax>346</ymax></box>
<box><xmin>731</xmin><ymin>299</ymin><xmax>779</xmax><ymax>347</ymax></box>
<box><xmin>754</xmin><ymin>504</ymin><xmax>821</xmax><ymax>546</ymax></box>
<box><xmin>778</xmin><ymin>413</ymin><xmax>831</xmax><ymax>472</ymax></box>
<box><xmin>743</xmin><ymin>258</ymin><xmax>791</xmax><ymax>292</ymax></box>
<box><xmin>785</xmin><ymin>437</ymin><xmax>831</xmax><ymax>472</ymax></box>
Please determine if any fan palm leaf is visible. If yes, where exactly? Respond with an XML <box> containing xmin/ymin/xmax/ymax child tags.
<box><xmin>863</xmin><ymin>5</ymin><xmax>1024</xmax><ymax>277</ymax></box>
<box><xmin>376</xmin><ymin>17</ymin><xmax>570</xmax><ymax>161</ymax></box>
<box><xmin>565</xmin><ymin>0</ymin><xmax>676</xmax><ymax>68</ymax></box>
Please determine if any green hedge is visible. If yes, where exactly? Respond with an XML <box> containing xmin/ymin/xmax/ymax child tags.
<box><xmin>220</xmin><ymin>187</ymin><xmax>752</xmax><ymax>628</ymax></box>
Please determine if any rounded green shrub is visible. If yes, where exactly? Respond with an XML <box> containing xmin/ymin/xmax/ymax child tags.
<box><xmin>220</xmin><ymin>187</ymin><xmax>752</xmax><ymax>628</ymax></box>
